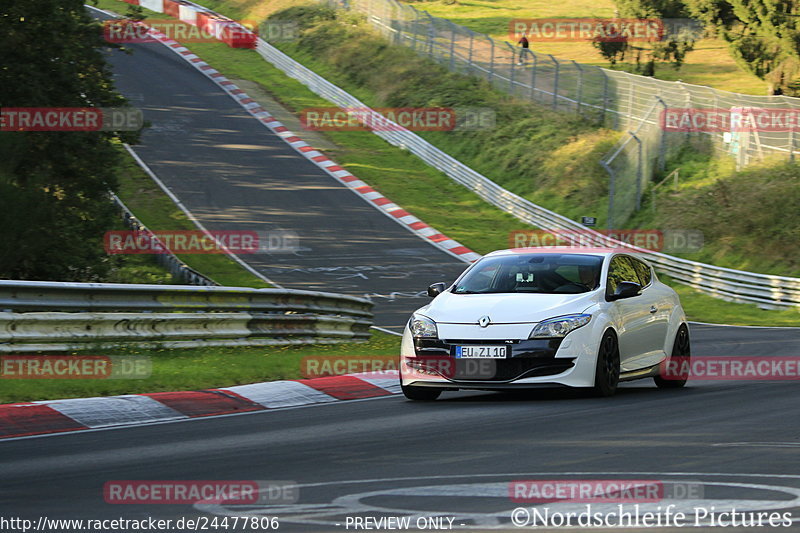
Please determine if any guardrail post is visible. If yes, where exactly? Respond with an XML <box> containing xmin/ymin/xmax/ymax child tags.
<box><xmin>529</xmin><ymin>51</ymin><xmax>537</xmax><ymax>101</ymax></box>
<box><xmin>549</xmin><ymin>54</ymin><xmax>559</xmax><ymax>110</ymax></box>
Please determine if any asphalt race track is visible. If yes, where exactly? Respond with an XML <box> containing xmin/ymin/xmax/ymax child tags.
<box><xmin>3</xmin><ymin>352</ymin><xmax>800</xmax><ymax>531</ymax></box>
<box><xmin>99</xmin><ymin>18</ymin><xmax>467</xmax><ymax>330</ymax></box>
<box><xmin>2</xmin><ymin>10</ymin><xmax>798</xmax><ymax>532</ymax></box>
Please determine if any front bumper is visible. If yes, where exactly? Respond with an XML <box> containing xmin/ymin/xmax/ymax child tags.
<box><xmin>400</xmin><ymin>324</ymin><xmax>600</xmax><ymax>388</ymax></box>
<box><xmin>410</xmin><ymin>338</ymin><xmax>574</xmax><ymax>382</ymax></box>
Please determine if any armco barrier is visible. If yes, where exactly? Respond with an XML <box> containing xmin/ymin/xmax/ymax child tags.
<box><xmin>0</xmin><ymin>280</ymin><xmax>373</xmax><ymax>352</ymax></box>
<box><xmin>103</xmin><ymin>0</ymin><xmax>800</xmax><ymax>310</ymax></box>
<box><xmin>111</xmin><ymin>193</ymin><xmax>218</xmax><ymax>287</ymax></box>
<box><xmin>250</xmin><ymin>38</ymin><xmax>800</xmax><ymax>310</ymax></box>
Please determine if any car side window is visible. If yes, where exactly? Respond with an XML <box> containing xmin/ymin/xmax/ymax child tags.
<box><xmin>606</xmin><ymin>255</ymin><xmax>639</xmax><ymax>297</ymax></box>
<box><xmin>631</xmin><ymin>257</ymin><xmax>652</xmax><ymax>287</ymax></box>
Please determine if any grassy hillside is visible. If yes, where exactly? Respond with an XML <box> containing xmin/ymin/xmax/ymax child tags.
<box><xmin>266</xmin><ymin>5</ymin><xmax>799</xmax><ymax>277</ymax></box>
<box><xmin>397</xmin><ymin>0</ymin><xmax>768</xmax><ymax>95</ymax></box>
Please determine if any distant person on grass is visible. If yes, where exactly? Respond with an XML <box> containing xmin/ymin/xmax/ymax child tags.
<box><xmin>517</xmin><ymin>33</ymin><xmax>529</xmax><ymax>65</ymax></box>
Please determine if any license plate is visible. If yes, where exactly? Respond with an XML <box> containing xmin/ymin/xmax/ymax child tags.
<box><xmin>455</xmin><ymin>345</ymin><xmax>507</xmax><ymax>359</ymax></box>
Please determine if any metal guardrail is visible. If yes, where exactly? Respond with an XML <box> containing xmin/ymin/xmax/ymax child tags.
<box><xmin>0</xmin><ymin>280</ymin><xmax>373</xmax><ymax>352</ymax></box>
<box><xmin>254</xmin><ymin>38</ymin><xmax>800</xmax><ymax>310</ymax></box>
<box><xmin>112</xmin><ymin>193</ymin><xmax>218</xmax><ymax>286</ymax></box>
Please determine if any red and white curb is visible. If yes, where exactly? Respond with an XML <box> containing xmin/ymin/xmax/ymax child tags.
<box><xmin>0</xmin><ymin>371</ymin><xmax>400</xmax><ymax>440</ymax></box>
<box><xmin>135</xmin><ymin>23</ymin><xmax>481</xmax><ymax>264</ymax></box>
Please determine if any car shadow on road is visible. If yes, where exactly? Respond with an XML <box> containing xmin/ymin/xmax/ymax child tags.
<box><xmin>430</xmin><ymin>384</ymin><xmax>703</xmax><ymax>404</ymax></box>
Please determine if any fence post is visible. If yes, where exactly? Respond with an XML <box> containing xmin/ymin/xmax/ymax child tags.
<box><xmin>601</xmin><ymin>70</ymin><xmax>609</xmax><ymax>126</ymax></box>
<box><xmin>602</xmin><ymin>160</ymin><xmax>615</xmax><ymax>230</ymax></box>
<box><xmin>572</xmin><ymin>60</ymin><xmax>583</xmax><ymax>116</ymax></box>
<box><xmin>549</xmin><ymin>54</ymin><xmax>559</xmax><ymax>110</ymax></box>
<box><xmin>529</xmin><ymin>50</ymin><xmax>537</xmax><ymax>101</ymax></box>
<box><xmin>507</xmin><ymin>42</ymin><xmax>516</xmax><ymax>93</ymax></box>
<box><xmin>630</xmin><ymin>131</ymin><xmax>643</xmax><ymax>211</ymax></box>
<box><xmin>410</xmin><ymin>7</ymin><xmax>420</xmax><ymax>51</ymax></box>
<box><xmin>449</xmin><ymin>21</ymin><xmax>457</xmax><ymax>70</ymax></box>
<box><xmin>679</xmin><ymin>81</ymin><xmax>692</xmax><ymax>142</ymax></box>
<box><xmin>626</xmin><ymin>78</ymin><xmax>634</xmax><ymax>124</ymax></box>
<box><xmin>655</xmin><ymin>96</ymin><xmax>667</xmax><ymax>172</ymax></box>
<box><xmin>425</xmin><ymin>12</ymin><xmax>435</xmax><ymax>58</ymax></box>
<box><xmin>467</xmin><ymin>30</ymin><xmax>474</xmax><ymax>72</ymax></box>
<box><xmin>394</xmin><ymin>0</ymin><xmax>402</xmax><ymax>45</ymax></box>
<box><xmin>489</xmin><ymin>38</ymin><xmax>495</xmax><ymax>83</ymax></box>
<box><xmin>784</xmin><ymin>95</ymin><xmax>796</xmax><ymax>162</ymax></box>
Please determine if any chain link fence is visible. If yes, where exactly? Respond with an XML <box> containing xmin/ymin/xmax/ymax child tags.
<box><xmin>323</xmin><ymin>0</ymin><xmax>800</xmax><ymax>227</ymax></box>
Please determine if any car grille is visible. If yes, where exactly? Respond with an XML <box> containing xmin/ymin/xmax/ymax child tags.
<box><xmin>413</xmin><ymin>338</ymin><xmax>574</xmax><ymax>382</ymax></box>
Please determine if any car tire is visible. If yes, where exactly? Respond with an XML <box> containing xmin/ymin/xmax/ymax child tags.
<box><xmin>401</xmin><ymin>384</ymin><xmax>442</xmax><ymax>401</ymax></box>
<box><xmin>654</xmin><ymin>324</ymin><xmax>690</xmax><ymax>389</ymax></box>
<box><xmin>593</xmin><ymin>330</ymin><xmax>620</xmax><ymax>397</ymax></box>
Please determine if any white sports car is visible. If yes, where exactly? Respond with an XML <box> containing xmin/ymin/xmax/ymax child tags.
<box><xmin>400</xmin><ymin>248</ymin><xmax>691</xmax><ymax>400</ymax></box>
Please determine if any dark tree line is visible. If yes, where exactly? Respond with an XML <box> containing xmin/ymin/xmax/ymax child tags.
<box><xmin>0</xmin><ymin>0</ymin><xmax>138</xmax><ymax>280</ymax></box>
<box><xmin>593</xmin><ymin>0</ymin><xmax>698</xmax><ymax>76</ymax></box>
<box><xmin>597</xmin><ymin>0</ymin><xmax>800</xmax><ymax>95</ymax></box>
<box><xmin>683</xmin><ymin>0</ymin><xmax>800</xmax><ymax>95</ymax></box>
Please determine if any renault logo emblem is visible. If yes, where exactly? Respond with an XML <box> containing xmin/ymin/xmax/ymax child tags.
<box><xmin>478</xmin><ymin>316</ymin><xmax>491</xmax><ymax>328</ymax></box>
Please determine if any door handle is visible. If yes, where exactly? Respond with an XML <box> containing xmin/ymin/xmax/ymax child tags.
<box><xmin>649</xmin><ymin>306</ymin><xmax>658</xmax><ymax>314</ymax></box>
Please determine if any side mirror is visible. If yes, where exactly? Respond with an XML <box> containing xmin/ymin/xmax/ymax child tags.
<box><xmin>608</xmin><ymin>281</ymin><xmax>641</xmax><ymax>301</ymax></box>
<box><xmin>427</xmin><ymin>282</ymin><xmax>447</xmax><ymax>297</ymax></box>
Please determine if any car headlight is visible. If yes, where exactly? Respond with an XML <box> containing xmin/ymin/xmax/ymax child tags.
<box><xmin>529</xmin><ymin>314</ymin><xmax>591</xmax><ymax>338</ymax></box>
<box><xmin>409</xmin><ymin>314</ymin><xmax>438</xmax><ymax>338</ymax></box>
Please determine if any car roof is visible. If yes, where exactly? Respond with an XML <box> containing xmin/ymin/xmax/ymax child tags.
<box><xmin>487</xmin><ymin>246</ymin><xmax>629</xmax><ymax>257</ymax></box>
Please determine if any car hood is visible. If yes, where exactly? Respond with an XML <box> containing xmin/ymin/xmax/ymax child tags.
<box><xmin>417</xmin><ymin>291</ymin><xmax>598</xmax><ymax>325</ymax></box>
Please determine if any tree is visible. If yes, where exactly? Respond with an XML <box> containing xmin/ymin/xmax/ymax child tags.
<box><xmin>0</xmin><ymin>0</ymin><xmax>139</xmax><ymax>280</ymax></box>
<box><xmin>596</xmin><ymin>0</ymin><xmax>699</xmax><ymax>76</ymax></box>
<box><xmin>682</xmin><ymin>0</ymin><xmax>800</xmax><ymax>95</ymax></box>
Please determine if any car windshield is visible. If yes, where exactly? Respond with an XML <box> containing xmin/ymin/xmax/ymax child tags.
<box><xmin>452</xmin><ymin>253</ymin><xmax>604</xmax><ymax>294</ymax></box>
